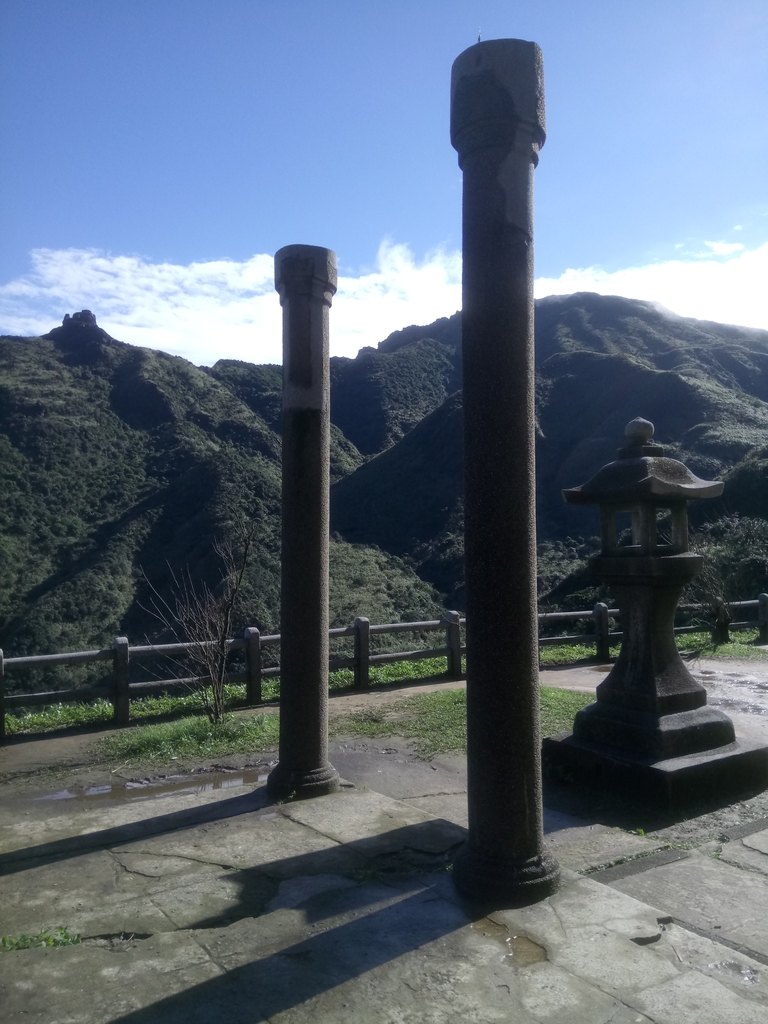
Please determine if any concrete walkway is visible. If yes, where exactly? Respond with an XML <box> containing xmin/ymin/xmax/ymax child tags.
<box><xmin>2</xmin><ymin>658</ymin><xmax>768</xmax><ymax>1022</ymax></box>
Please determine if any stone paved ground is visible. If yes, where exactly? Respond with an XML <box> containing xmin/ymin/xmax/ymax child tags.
<box><xmin>3</xmin><ymin>768</ymin><xmax>768</xmax><ymax>1023</ymax></box>
<box><xmin>3</xmin><ymin>658</ymin><xmax>768</xmax><ymax>1021</ymax></box>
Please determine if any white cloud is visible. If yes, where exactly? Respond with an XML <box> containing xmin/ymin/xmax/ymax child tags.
<box><xmin>0</xmin><ymin>249</ymin><xmax>282</xmax><ymax>365</ymax></box>
<box><xmin>1</xmin><ymin>238</ymin><xmax>766</xmax><ymax>366</ymax></box>
<box><xmin>534</xmin><ymin>240</ymin><xmax>768</xmax><ymax>331</ymax></box>
<box><xmin>0</xmin><ymin>242</ymin><xmax>461</xmax><ymax>365</ymax></box>
<box><xmin>702</xmin><ymin>240</ymin><xmax>745</xmax><ymax>256</ymax></box>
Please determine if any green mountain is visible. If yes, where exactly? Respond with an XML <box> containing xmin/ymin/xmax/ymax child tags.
<box><xmin>330</xmin><ymin>293</ymin><xmax>768</xmax><ymax>607</ymax></box>
<box><xmin>4</xmin><ymin>292</ymin><xmax>768</xmax><ymax>686</ymax></box>
<box><xmin>0</xmin><ymin>314</ymin><xmax>442</xmax><ymax>683</ymax></box>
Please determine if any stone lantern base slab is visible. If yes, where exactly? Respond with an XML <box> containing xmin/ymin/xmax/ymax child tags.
<box><xmin>542</xmin><ymin>732</ymin><xmax>768</xmax><ymax>813</ymax></box>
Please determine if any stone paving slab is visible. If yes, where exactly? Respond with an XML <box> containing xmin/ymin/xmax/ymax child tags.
<box><xmin>0</xmin><ymin>782</ymin><xmax>264</xmax><ymax>857</ymax></box>
<box><xmin>720</xmin><ymin>838</ymin><xmax>768</xmax><ymax>877</ymax></box>
<box><xmin>743</xmin><ymin>826</ymin><xmax>768</xmax><ymax>855</ymax></box>
<box><xmin>2</xmin><ymin>781</ymin><xmax>768</xmax><ymax>1023</ymax></box>
<box><xmin>281</xmin><ymin>786</ymin><xmax>466</xmax><ymax>854</ymax></box>
<box><xmin>601</xmin><ymin>848</ymin><xmax>768</xmax><ymax>962</ymax></box>
<box><xmin>543</xmin><ymin>825</ymin><xmax>668</xmax><ymax>874</ymax></box>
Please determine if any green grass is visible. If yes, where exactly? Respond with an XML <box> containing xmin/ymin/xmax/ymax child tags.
<box><xmin>96</xmin><ymin>712</ymin><xmax>280</xmax><ymax>762</ymax></box>
<box><xmin>88</xmin><ymin>684</ymin><xmax>591</xmax><ymax>765</ymax></box>
<box><xmin>539</xmin><ymin>686</ymin><xmax>594</xmax><ymax>736</ymax></box>
<box><xmin>5</xmin><ymin>699</ymin><xmax>116</xmax><ymax>735</ymax></box>
<box><xmin>331</xmin><ymin>686</ymin><xmax>594</xmax><ymax>759</ymax></box>
<box><xmin>4</xmin><ymin>691</ymin><xmax>217</xmax><ymax>736</ymax></box>
<box><xmin>4</xmin><ymin>658</ymin><xmax>453</xmax><ymax>735</ymax></box>
<box><xmin>675</xmin><ymin>628</ymin><xmax>768</xmax><ymax>659</ymax></box>
<box><xmin>326</xmin><ymin>656</ymin><xmax>454</xmax><ymax>692</ymax></box>
<box><xmin>538</xmin><ymin>628</ymin><xmax>768</xmax><ymax>667</ymax></box>
<box><xmin>538</xmin><ymin>643</ymin><xmax>620</xmax><ymax>666</ymax></box>
<box><xmin>1</xmin><ymin>927</ymin><xmax>81</xmax><ymax>952</ymax></box>
<box><xmin>9</xmin><ymin>631</ymin><xmax>765</xmax><ymax>739</ymax></box>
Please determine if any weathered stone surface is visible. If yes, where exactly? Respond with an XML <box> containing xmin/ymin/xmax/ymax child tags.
<box><xmin>2</xmin><ymin>785</ymin><xmax>768</xmax><ymax>1023</ymax></box>
<box><xmin>743</xmin><ymin>826</ymin><xmax>768</xmax><ymax>855</ymax></box>
<box><xmin>0</xmin><ymin>933</ymin><xmax>222</xmax><ymax>1022</ymax></box>
<box><xmin>633</xmin><ymin>971</ymin><xmax>768</xmax><ymax>1024</ymax></box>
<box><xmin>718</xmin><ymin>839</ymin><xmax>768</xmax><ymax>876</ymax></box>
<box><xmin>0</xmin><ymin>784</ymin><xmax>262</xmax><ymax>857</ymax></box>
<box><xmin>0</xmin><ymin>848</ymin><xmax>176</xmax><ymax>937</ymax></box>
<box><xmin>543</xmin><ymin>825</ymin><xmax>667</xmax><ymax>874</ymax></box>
<box><xmin>649</xmin><ymin>918</ymin><xmax>768</xmax><ymax>1006</ymax></box>
<box><xmin>268</xmin><ymin>244</ymin><xmax>340</xmax><ymax>801</ymax></box>
<box><xmin>265</xmin><ymin>873</ymin><xmax>357</xmax><ymax>913</ymax></box>
<box><xmin>282</xmin><ymin>786</ymin><xmax>465</xmax><ymax>854</ymax></box>
<box><xmin>450</xmin><ymin>37</ymin><xmax>558</xmax><ymax>904</ymax></box>
<box><xmin>112</xmin><ymin>807</ymin><xmax>363</xmax><ymax>877</ymax></box>
<box><xmin>604</xmin><ymin>850</ymin><xmax>768</xmax><ymax>959</ymax></box>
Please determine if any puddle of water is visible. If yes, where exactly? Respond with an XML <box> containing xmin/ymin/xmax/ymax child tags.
<box><xmin>694</xmin><ymin>671</ymin><xmax>768</xmax><ymax>717</ymax></box>
<box><xmin>33</xmin><ymin>768</ymin><xmax>270</xmax><ymax>805</ymax></box>
<box><xmin>708</xmin><ymin>960</ymin><xmax>760</xmax><ymax>986</ymax></box>
<box><xmin>470</xmin><ymin>918</ymin><xmax>547</xmax><ymax>966</ymax></box>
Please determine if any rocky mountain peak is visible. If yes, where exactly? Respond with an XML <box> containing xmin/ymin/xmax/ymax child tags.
<box><xmin>42</xmin><ymin>309</ymin><xmax>118</xmax><ymax>353</ymax></box>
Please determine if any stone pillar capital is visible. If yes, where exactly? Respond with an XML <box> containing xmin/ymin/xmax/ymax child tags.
<box><xmin>275</xmin><ymin>245</ymin><xmax>337</xmax><ymax>307</ymax></box>
<box><xmin>450</xmin><ymin>40</ymin><xmax>546</xmax><ymax>166</ymax></box>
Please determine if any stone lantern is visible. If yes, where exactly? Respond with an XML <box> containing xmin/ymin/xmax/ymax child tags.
<box><xmin>543</xmin><ymin>418</ymin><xmax>768</xmax><ymax>809</ymax></box>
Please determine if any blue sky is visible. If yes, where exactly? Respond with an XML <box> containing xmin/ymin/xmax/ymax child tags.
<box><xmin>1</xmin><ymin>0</ymin><xmax>766</xmax><ymax>364</ymax></box>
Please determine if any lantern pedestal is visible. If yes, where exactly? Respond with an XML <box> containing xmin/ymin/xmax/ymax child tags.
<box><xmin>546</xmin><ymin>418</ymin><xmax>768</xmax><ymax>812</ymax></box>
<box><xmin>573</xmin><ymin>553</ymin><xmax>736</xmax><ymax>760</ymax></box>
<box><xmin>542</xmin><ymin>731</ymin><xmax>768</xmax><ymax>812</ymax></box>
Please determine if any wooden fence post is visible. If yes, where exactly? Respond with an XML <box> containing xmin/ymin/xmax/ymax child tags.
<box><xmin>444</xmin><ymin>611</ymin><xmax>462</xmax><ymax>678</ymax></box>
<box><xmin>759</xmin><ymin>594</ymin><xmax>768</xmax><ymax>645</ymax></box>
<box><xmin>0</xmin><ymin>649</ymin><xmax>5</xmax><ymax>744</ymax></box>
<box><xmin>244</xmin><ymin>627</ymin><xmax>262</xmax><ymax>705</ymax></box>
<box><xmin>354</xmin><ymin>617</ymin><xmax>370</xmax><ymax>690</ymax></box>
<box><xmin>113</xmin><ymin>636</ymin><xmax>130</xmax><ymax>727</ymax></box>
<box><xmin>593</xmin><ymin>602</ymin><xmax>611</xmax><ymax>661</ymax></box>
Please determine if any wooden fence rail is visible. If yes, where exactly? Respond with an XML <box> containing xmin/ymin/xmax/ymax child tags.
<box><xmin>1</xmin><ymin>596</ymin><xmax>766</xmax><ymax>741</ymax></box>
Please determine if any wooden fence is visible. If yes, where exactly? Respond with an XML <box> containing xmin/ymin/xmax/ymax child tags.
<box><xmin>2</xmin><ymin>596</ymin><xmax>767</xmax><ymax>741</ymax></box>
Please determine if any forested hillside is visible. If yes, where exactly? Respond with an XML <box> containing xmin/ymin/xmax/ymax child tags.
<box><xmin>3</xmin><ymin>293</ymin><xmax>768</xmax><ymax>674</ymax></box>
<box><xmin>331</xmin><ymin>293</ymin><xmax>768</xmax><ymax>609</ymax></box>
<box><xmin>0</xmin><ymin>314</ymin><xmax>442</xmax><ymax>670</ymax></box>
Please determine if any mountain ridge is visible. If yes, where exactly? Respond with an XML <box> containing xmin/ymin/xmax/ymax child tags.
<box><xmin>3</xmin><ymin>293</ymin><xmax>768</xmax><ymax>682</ymax></box>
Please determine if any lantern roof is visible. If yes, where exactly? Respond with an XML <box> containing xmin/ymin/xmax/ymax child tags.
<box><xmin>562</xmin><ymin>418</ymin><xmax>724</xmax><ymax>506</ymax></box>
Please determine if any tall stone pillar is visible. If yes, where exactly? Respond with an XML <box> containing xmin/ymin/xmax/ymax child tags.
<box><xmin>450</xmin><ymin>41</ymin><xmax>559</xmax><ymax>903</ymax></box>
<box><xmin>267</xmin><ymin>245</ymin><xmax>340</xmax><ymax>800</ymax></box>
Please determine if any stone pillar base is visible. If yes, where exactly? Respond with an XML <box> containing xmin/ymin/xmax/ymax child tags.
<box><xmin>267</xmin><ymin>763</ymin><xmax>340</xmax><ymax>801</ymax></box>
<box><xmin>573</xmin><ymin>701</ymin><xmax>735</xmax><ymax>760</ymax></box>
<box><xmin>543</xmin><ymin>732</ymin><xmax>768</xmax><ymax>813</ymax></box>
<box><xmin>452</xmin><ymin>845</ymin><xmax>560</xmax><ymax>907</ymax></box>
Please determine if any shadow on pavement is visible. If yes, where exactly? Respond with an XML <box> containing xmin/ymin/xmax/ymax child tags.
<box><xmin>0</xmin><ymin>788</ymin><xmax>274</xmax><ymax>874</ymax></box>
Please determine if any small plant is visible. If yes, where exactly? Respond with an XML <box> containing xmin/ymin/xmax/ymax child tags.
<box><xmin>142</xmin><ymin>513</ymin><xmax>256</xmax><ymax>724</ymax></box>
<box><xmin>1</xmin><ymin>927</ymin><xmax>81</xmax><ymax>952</ymax></box>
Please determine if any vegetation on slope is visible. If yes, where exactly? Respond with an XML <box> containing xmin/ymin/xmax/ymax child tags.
<box><xmin>0</xmin><ymin>319</ymin><xmax>442</xmax><ymax>694</ymax></box>
<box><xmin>4</xmin><ymin>292</ymin><xmax>768</xmax><ymax>698</ymax></box>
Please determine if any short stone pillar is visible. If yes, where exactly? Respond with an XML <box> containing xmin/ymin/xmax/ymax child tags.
<box><xmin>267</xmin><ymin>245</ymin><xmax>340</xmax><ymax>800</ymax></box>
<box><xmin>544</xmin><ymin>418</ymin><xmax>768</xmax><ymax>808</ymax></box>
<box><xmin>450</xmin><ymin>40</ymin><xmax>559</xmax><ymax>904</ymax></box>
